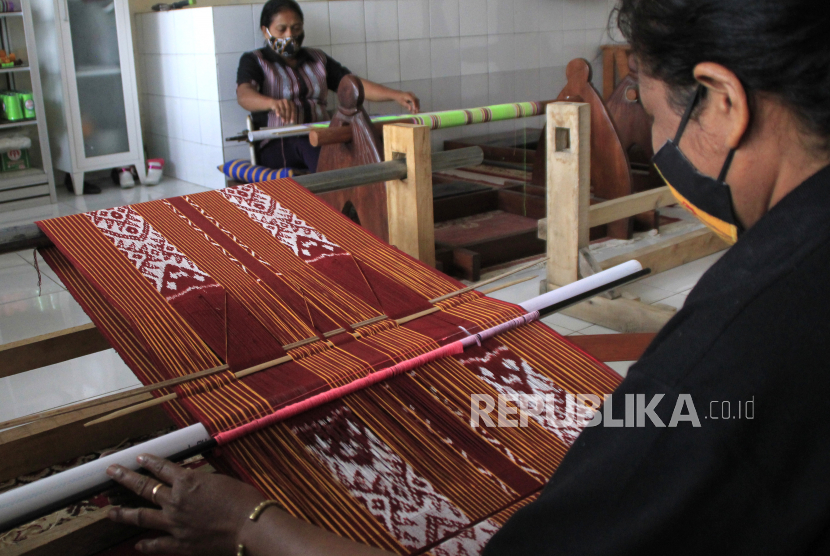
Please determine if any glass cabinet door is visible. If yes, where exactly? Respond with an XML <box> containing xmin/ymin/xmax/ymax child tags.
<box><xmin>65</xmin><ymin>0</ymin><xmax>130</xmax><ymax>159</ymax></box>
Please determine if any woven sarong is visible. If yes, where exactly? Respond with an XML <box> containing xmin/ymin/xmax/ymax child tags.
<box><xmin>36</xmin><ymin>178</ymin><xmax>621</xmax><ymax>555</ymax></box>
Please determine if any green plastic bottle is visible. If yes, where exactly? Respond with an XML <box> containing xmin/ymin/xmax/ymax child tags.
<box><xmin>17</xmin><ymin>91</ymin><xmax>34</xmax><ymax>119</ymax></box>
<box><xmin>1</xmin><ymin>92</ymin><xmax>23</xmax><ymax>121</ymax></box>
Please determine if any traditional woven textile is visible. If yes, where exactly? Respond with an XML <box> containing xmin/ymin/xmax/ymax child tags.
<box><xmin>36</xmin><ymin>177</ymin><xmax>620</xmax><ymax>555</ymax></box>
<box><xmin>220</xmin><ymin>159</ymin><xmax>293</xmax><ymax>183</ymax></box>
<box><xmin>369</xmin><ymin>101</ymin><xmax>547</xmax><ymax>131</ymax></box>
<box><xmin>252</xmin><ymin>101</ymin><xmax>548</xmax><ymax>140</ymax></box>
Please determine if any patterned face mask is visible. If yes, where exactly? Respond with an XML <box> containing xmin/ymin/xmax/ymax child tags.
<box><xmin>652</xmin><ymin>84</ymin><xmax>743</xmax><ymax>245</ymax></box>
<box><xmin>266</xmin><ymin>29</ymin><xmax>304</xmax><ymax>58</ymax></box>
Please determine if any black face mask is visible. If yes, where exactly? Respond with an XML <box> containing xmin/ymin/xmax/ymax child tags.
<box><xmin>652</xmin><ymin>84</ymin><xmax>743</xmax><ymax>244</ymax></box>
<box><xmin>266</xmin><ymin>30</ymin><xmax>304</xmax><ymax>58</ymax></box>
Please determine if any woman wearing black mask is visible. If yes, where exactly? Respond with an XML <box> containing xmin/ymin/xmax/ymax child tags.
<box><xmin>484</xmin><ymin>0</ymin><xmax>830</xmax><ymax>553</ymax></box>
<box><xmin>107</xmin><ymin>0</ymin><xmax>830</xmax><ymax>553</ymax></box>
<box><xmin>236</xmin><ymin>0</ymin><xmax>419</xmax><ymax>173</ymax></box>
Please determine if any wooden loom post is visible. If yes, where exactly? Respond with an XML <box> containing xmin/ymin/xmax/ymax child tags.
<box><xmin>543</xmin><ymin>102</ymin><xmax>681</xmax><ymax>333</ymax></box>
<box><xmin>383</xmin><ymin>124</ymin><xmax>436</xmax><ymax>267</ymax></box>
<box><xmin>600</xmin><ymin>44</ymin><xmax>632</xmax><ymax>100</ymax></box>
<box><xmin>545</xmin><ymin>102</ymin><xmax>591</xmax><ymax>290</ymax></box>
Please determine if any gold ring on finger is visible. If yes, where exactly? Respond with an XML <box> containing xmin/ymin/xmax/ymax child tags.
<box><xmin>151</xmin><ymin>482</ymin><xmax>164</xmax><ymax>505</ymax></box>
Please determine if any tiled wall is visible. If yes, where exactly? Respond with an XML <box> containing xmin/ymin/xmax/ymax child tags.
<box><xmin>135</xmin><ymin>0</ymin><xmax>620</xmax><ymax>188</ymax></box>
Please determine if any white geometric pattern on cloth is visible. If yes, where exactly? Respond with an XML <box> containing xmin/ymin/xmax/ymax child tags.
<box><xmin>293</xmin><ymin>406</ymin><xmax>472</xmax><ymax>551</ymax></box>
<box><xmin>459</xmin><ymin>346</ymin><xmax>596</xmax><ymax>446</ymax></box>
<box><xmin>430</xmin><ymin>518</ymin><xmax>502</xmax><ymax>556</ymax></box>
<box><xmin>84</xmin><ymin>206</ymin><xmax>214</xmax><ymax>301</ymax></box>
<box><xmin>221</xmin><ymin>184</ymin><xmax>345</xmax><ymax>263</ymax></box>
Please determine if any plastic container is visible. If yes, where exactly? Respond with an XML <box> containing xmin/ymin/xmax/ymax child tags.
<box><xmin>145</xmin><ymin>158</ymin><xmax>164</xmax><ymax>184</ymax></box>
<box><xmin>1</xmin><ymin>148</ymin><xmax>29</xmax><ymax>171</ymax></box>
<box><xmin>17</xmin><ymin>91</ymin><xmax>34</xmax><ymax>119</ymax></box>
<box><xmin>1</xmin><ymin>93</ymin><xmax>23</xmax><ymax>121</ymax></box>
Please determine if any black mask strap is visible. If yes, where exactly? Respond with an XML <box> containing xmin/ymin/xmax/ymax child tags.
<box><xmin>717</xmin><ymin>148</ymin><xmax>736</xmax><ymax>184</ymax></box>
<box><xmin>674</xmin><ymin>84</ymin><xmax>737</xmax><ymax>185</ymax></box>
<box><xmin>673</xmin><ymin>84</ymin><xmax>703</xmax><ymax>144</ymax></box>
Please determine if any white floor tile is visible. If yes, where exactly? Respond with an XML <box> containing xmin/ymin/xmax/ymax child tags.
<box><xmin>479</xmin><ymin>273</ymin><xmax>542</xmax><ymax>306</ymax></box>
<box><xmin>605</xmin><ymin>360</ymin><xmax>635</xmax><ymax>378</ymax></box>
<box><xmin>580</xmin><ymin>324</ymin><xmax>621</xmax><ymax>335</ymax></box>
<box><xmin>566</xmin><ymin>331</ymin><xmax>584</xmax><ymax>336</ymax></box>
<box><xmin>55</xmin><ymin>176</ymin><xmax>211</xmax><ymax>215</ymax></box>
<box><xmin>13</xmin><ymin>249</ymin><xmax>65</xmax><ymax>288</ymax></box>
<box><xmin>544</xmin><ymin>324</ymin><xmax>574</xmax><ymax>336</ymax></box>
<box><xmin>541</xmin><ymin>312</ymin><xmax>593</xmax><ymax>332</ymax></box>
<box><xmin>0</xmin><ymin>202</ymin><xmax>77</xmax><ymax>228</ymax></box>
<box><xmin>0</xmin><ymin>252</ymin><xmax>27</xmax><ymax>270</ymax></box>
<box><xmin>0</xmin><ymin>349</ymin><xmax>139</xmax><ymax>423</ymax></box>
<box><xmin>0</xmin><ymin>290</ymin><xmax>91</xmax><ymax>345</ymax></box>
<box><xmin>40</xmin><ymin>266</ymin><xmax>66</xmax><ymax>289</ymax></box>
<box><xmin>0</xmin><ymin>264</ymin><xmax>64</xmax><ymax>305</ymax></box>
<box><xmin>619</xmin><ymin>281</ymin><xmax>675</xmax><ymax>304</ymax></box>
<box><xmin>656</xmin><ymin>293</ymin><xmax>688</xmax><ymax>311</ymax></box>
<box><xmin>638</xmin><ymin>251</ymin><xmax>724</xmax><ymax>294</ymax></box>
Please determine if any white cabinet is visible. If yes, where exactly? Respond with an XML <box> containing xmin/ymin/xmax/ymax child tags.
<box><xmin>0</xmin><ymin>1</ymin><xmax>56</xmax><ymax>213</ymax></box>
<box><xmin>136</xmin><ymin>6</ymin><xmax>257</xmax><ymax>190</ymax></box>
<box><xmin>31</xmin><ymin>0</ymin><xmax>145</xmax><ymax>195</ymax></box>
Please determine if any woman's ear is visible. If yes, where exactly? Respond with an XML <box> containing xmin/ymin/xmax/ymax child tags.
<box><xmin>693</xmin><ymin>62</ymin><xmax>750</xmax><ymax>149</ymax></box>
<box><xmin>261</xmin><ymin>25</ymin><xmax>270</xmax><ymax>41</ymax></box>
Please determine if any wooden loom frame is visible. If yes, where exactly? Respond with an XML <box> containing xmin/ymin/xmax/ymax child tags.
<box><xmin>539</xmin><ymin>102</ymin><xmax>728</xmax><ymax>333</ymax></box>
<box><xmin>0</xmin><ymin>116</ymin><xmax>672</xmax><ymax>554</ymax></box>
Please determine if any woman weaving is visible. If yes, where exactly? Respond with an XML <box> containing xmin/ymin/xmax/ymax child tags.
<box><xmin>106</xmin><ymin>0</ymin><xmax>830</xmax><ymax>553</ymax></box>
<box><xmin>236</xmin><ymin>0</ymin><xmax>419</xmax><ymax>174</ymax></box>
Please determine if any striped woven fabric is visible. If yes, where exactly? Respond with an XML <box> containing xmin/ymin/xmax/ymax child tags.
<box><xmin>255</xmin><ymin>101</ymin><xmax>548</xmax><ymax>139</ymax></box>
<box><xmin>221</xmin><ymin>159</ymin><xmax>294</xmax><ymax>183</ymax></box>
<box><xmin>370</xmin><ymin>101</ymin><xmax>547</xmax><ymax>131</ymax></box>
<box><xmin>36</xmin><ymin>177</ymin><xmax>620</xmax><ymax>555</ymax></box>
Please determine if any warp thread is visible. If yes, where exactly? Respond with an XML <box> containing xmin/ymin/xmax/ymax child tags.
<box><xmin>32</xmin><ymin>248</ymin><xmax>41</xmax><ymax>297</ymax></box>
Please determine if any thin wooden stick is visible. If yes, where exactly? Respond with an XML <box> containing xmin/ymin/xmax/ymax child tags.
<box><xmin>83</xmin><ymin>356</ymin><xmax>296</xmax><ymax>428</ymax></box>
<box><xmin>82</xmin><ymin>272</ymin><xmax>543</xmax><ymax>428</ymax></box>
<box><xmin>0</xmin><ymin>363</ymin><xmax>228</xmax><ymax>432</ymax></box>
<box><xmin>6</xmin><ymin>266</ymin><xmax>544</xmax><ymax>433</ymax></box>
<box><xmin>233</xmin><ymin>355</ymin><xmax>292</xmax><ymax>379</ymax></box>
<box><xmin>428</xmin><ymin>258</ymin><xmax>546</xmax><ymax>303</ymax></box>
<box><xmin>84</xmin><ymin>274</ymin><xmax>544</xmax><ymax>427</ymax></box>
<box><xmin>478</xmin><ymin>275</ymin><xmax>538</xmax><ymax>295</ymax></box>
<box><xmin>282</xmin><ymin>259</ymin><xmax>546</xmax><ymax>354</ymax></box>
<box><xmin>393</xmin><ymin>306</ymin><xmax>441</xmax><ymax>325</ymax></box>
<box><xmin>84</xmin><ymin>394</ymin><xmax>177</xmax><ymax>427</ymax></box>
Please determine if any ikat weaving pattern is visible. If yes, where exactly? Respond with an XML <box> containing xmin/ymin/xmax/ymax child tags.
<box><xmin>221</xmin><ymin>184</ymin><xmax>345</xmax><ymax>263</ymax></box>
<box><xmin>37</xmin><ymin>177</ymin><xmax>622</xmax><ymax>555</ymax></box>
<box><xmin>85</xmin><ymin>206</ymin><xmax>217</xmax><ymax>301</ymax></box>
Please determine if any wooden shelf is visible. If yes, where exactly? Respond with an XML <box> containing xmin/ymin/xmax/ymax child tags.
<box><xmin>0</xmin><ymin>0</ymin><xmax>56</xmax><ymax>204</ymax></box>
<box><xmin>0</xmin><ymin>118</ymin><xmax>37</xmax><ymax>129</ymax></box>
<box><xmin>0</xmin><ymin>65</ymin><xmax>28</xmax><ymax>74</ymax></box>
<box><xmin>0</xmin><ymin>167</ymin><xmax>48</xmax><ymax>190</ymax></box>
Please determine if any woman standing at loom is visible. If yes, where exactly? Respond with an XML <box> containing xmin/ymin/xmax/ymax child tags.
<box><xmin>106</xmin><ymin>0</ymin><xmax>830</xmax><ymax>553</ymax></box>
<box><xmin>236</xmin><ymin>0</ymin><xmax>420</xmax><ymax>174</ymax></box>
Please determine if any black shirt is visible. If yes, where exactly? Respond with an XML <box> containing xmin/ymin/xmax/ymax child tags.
<box><xmin>236</xmin><ymin>47</ymin><xmax>351</xmax><ymax>128</ymax></box>
<box><xmin>484</xmin><ymin>164</ymin><xmax>830</xmax><ymax>555</ymax></box>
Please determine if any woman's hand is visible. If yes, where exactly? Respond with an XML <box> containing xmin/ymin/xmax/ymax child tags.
<box><xmin>270</xmin><ymin>98</ymin><xmax>298</xmax><ymax>124</ymax></box>
<box><xmin>395</xmin><ymin>91</ymin><xmax>420</xmax><ymax>114</ymax></box>
<box><xmin>359</xmin><ymin>79</ymin><xmax>421</xmax><ymax>114</ymax></box>
<box><xmin>106</xmin><ymin>454</ymin><xmax>265</xmax><ymax>555</ymax></box>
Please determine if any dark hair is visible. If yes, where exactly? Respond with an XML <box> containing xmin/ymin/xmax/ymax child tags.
<box><xmin>614</xmin><ymin>0</ymin><xmax>830</xmax><ymax>148</ymax></box>
<box><xmin>260</xmin><ymin>0</ymin><xmax>303</xmax><ymax>29</ymax></box>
